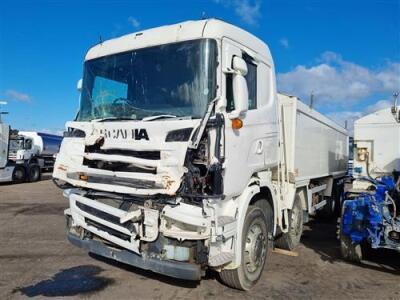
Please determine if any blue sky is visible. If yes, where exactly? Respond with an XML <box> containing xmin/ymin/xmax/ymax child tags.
<box><xmin>0</xmin><ymin>0</ymin><xmax>399</xmax><ymax>134</ymax></box>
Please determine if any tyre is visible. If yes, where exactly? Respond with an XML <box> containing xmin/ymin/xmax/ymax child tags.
<box><xmin>339</xmin><ymin>233</ymin><xmax>362</xmax><ymax>262</ymax></box>
<box><xmin>317</xmin><ymin>181</ymin><xmax>343</xmax><ymax>220</ymax></box>
<box><xmin>220</xmin><ymin>205</ymin><xmax>270</xmax><ymax>290</ymax></box>
<box><xmin>316</xmin><ymin>196</ymin><xmax>336</xmax><ymax>219</ymax></box>
<box><xmin>274</xmin><ymin>194</ymin><xmax>303</xmax><ymax>250</ymax></box>
<box><xmin>338</xmin><ymin>215</ymin><xmax>362</xmax><ymax>262</ymax></box>
<box><xmin>28</xmin><ymin>164</ymin><xmax>41</xmax><ymax>182</ymax></box>
<box><xmin>12</xmin><ymin>165</ymin><xmax>26</xmax><ymax>183</ymax></box>
<box><xmin>334</xmin><ymin>183</ymin><xmax>344</xmax><ymax>216</ymax></box>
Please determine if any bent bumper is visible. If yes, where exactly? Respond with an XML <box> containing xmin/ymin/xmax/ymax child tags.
<box><xmin>67</xmin><ymin>233</ymin><xmax>202</xmax><ymax>281</ymax></box>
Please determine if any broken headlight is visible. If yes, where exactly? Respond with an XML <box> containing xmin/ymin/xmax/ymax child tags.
<box><xmin>165</xmin><ymin>128</ymin><xmax>193</xmax><ymax>142</ymax></box>
<box><xmin>64</xmin><ymin>128</ymin><xmax>86</xmax><ymax>138</ymax></box>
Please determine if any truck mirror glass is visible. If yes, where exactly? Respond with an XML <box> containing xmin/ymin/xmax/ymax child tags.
<box><xmin>229</xmin><ymin>73</ymin><xmax>248</xmax><ymax>119</ymax></box>
<box><xmin>77</xmin><ymin>79</ymin><xmax>83</xmax><ymax>92</ymax></box>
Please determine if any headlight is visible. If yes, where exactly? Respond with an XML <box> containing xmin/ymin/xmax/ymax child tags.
<box><xmin>165</xmin><ymin>128</ymin><xmax>193</xmax><ymax>142</ymax></box>
<box><xmin>63</xmin><ymin>128</ymin><xmax>86</xmax><ymax>138</ymax></box>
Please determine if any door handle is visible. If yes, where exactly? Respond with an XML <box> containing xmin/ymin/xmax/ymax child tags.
<box><xmin>256</xmin><ymin>140</ymin><xmax>263</xmax><ymax>154</ymax></box>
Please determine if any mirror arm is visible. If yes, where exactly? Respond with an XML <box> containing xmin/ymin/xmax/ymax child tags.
<box><xmin>222</xmin><ymin>68</ymin><xmax>240</xmax><ymax>75</ymax></box>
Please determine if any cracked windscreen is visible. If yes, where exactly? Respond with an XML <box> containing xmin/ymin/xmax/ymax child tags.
<box><xmin>77</xmin><ymin>39</ymin><xmax>217</xmax><ymax>121</ymax></box>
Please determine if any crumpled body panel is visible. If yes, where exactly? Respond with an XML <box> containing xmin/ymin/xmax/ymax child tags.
<box><xmin>53</xmin><ymin>119</ymin><xmax>200</xmax><ymax>196</ymax></box>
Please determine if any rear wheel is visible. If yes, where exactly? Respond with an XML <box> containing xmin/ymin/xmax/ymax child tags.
<box><xmin>317</xmin><ymin>181</ymin><xmax>343</xmax><ymax>219</ymax></box>
<box><xmin>220</xmin><ymin>204</ymin><xmax>270</xmax><ymax>290</ymax></box>
<box><xmin>316</xmin><ymin>196</ymin><xmax>336</xmax><ymax>219</ymax></box>
<box><xmin>12</xmin><ymin>165</ymin><xmax>26</xmax><ymax>183</ymax></box>
<box><xmin>275</xmin><ymin>194</ymin><xmax>303</xmax><ymax>250</ymax></box>
<box><xmin>28</xmin><ymin>164</ymin><xmax>41</xmax><ymax>182</ymax></box>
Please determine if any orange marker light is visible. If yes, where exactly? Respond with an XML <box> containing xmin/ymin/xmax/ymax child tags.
<box><xmin>231</xmin><ymin>118</ymin><xmax>243</xmax><ymax>130</ymax></box>
<box><xmin>79</xmin><ymin>174</ymin><xmax>88</xmax><ymax>181</ymax></box>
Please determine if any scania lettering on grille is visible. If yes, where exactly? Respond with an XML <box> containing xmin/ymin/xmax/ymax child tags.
<box><xmin>99</xmin><ymin>128</ymin><xmax>149</xmax><ymax>140</ymax></box>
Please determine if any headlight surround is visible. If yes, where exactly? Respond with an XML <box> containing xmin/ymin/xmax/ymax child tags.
<box><xmin>165</xmin><ymin>128</ymin><xmax>193</xmax><ymax>142</ymax></box>
<box><xmin>63</xmin><ymin>128</ymin><xmax>86</xmax><ymax>138</ymax></box>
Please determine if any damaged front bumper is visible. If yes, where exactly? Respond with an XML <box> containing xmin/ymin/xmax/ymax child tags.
<box><xmin>67</xmin><ymin>233</ymin><xmax>202</xmax><ymax>280</ymax></box>
<box><xmin>64</xmin><ymin>189</ymin><xmax>215</xmax><ymax>279</ymax></box>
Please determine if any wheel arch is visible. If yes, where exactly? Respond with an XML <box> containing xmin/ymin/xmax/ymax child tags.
<box><xmin>249</xmin><ymin>186</ymin><xmax>276</xmax><ymax>235</ymax></box>
<box><xmin>227</xmin><ymin>178</ymin><xmax>277</xmax><ymax>268</ymax></box>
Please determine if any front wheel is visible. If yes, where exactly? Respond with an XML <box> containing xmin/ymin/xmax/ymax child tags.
<box><xmin>220</xmin><ymin>205</ymin><xmax>270</xmax><ymax>290</ymax></box>
<box><xmin>12</xmin><ymin>165</ymin><xmax>26</xmax><ymax>183</ymax></box>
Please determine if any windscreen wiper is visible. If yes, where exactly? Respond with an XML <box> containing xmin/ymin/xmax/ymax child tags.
<box><xmin>142</xmin><ymin>115</ymin><xmax>178</xmax><ymax>121</ymax></box>
<box><xmin>92</xmin><ymin>117</ymin><xmax>137</xmax><ymax>122</ymax></box>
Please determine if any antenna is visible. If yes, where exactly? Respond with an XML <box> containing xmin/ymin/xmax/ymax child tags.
<box><xmin>309</xmin><ymin>91</ymin><xmax>315</xmax><ymax>109</ymax></box>
<box><xmin>345</xmin><ymin>120</ymin><xmax>348</xmax><ymax>129</ymax></box>
<box><xmin>392</xmin><ymin>92</ymin><xmax>399</xmax><ymax>122</ymax></box>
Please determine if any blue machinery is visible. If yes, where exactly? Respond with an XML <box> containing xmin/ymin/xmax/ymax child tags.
<box><xmin>340</xmin><ymin>175</ymin><xmax>400</xmax><ymax>261</ymax></box>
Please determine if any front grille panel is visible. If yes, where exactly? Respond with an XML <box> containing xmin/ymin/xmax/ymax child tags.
<box><xmin>85</xmin><ymin>146</ymin><xmax>160</xmax><ymax>160</ymax></box>
<box><xmin>76</xmin><ymin>201</ymin><xmax>136</xmax><ymax>231</ymax></box>
<box><xmin>85</xmin><ymin>218</ymin><xmax>132</xmax><ymax>241</ymax></box>
<box><xmin>85</xmin><ymin>174</ymin><xmax>161</xmax><ymax>189</ymax></box>
<box><xmin>83</xmin><ymin>159</ymin><xmax>156</xmax><ymax>174</ymax></box>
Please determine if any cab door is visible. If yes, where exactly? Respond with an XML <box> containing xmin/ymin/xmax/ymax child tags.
<box><xmin>221</xmin><ymin>38</ymin><xmax>278</xmax><ymax>199</ymax></box>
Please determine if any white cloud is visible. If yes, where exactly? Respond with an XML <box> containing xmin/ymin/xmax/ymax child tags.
<box><xmin>327</xmin><ymin>99</ymin><xmax>393</xmax><ymax>135</ymax></box>
<box><xmin>327</xmin><ymin>110</ymin><xmax>362</xmax><ymax>134</ymax></box>
<box><xmin>279</xmin><ymin>38</ymin><xmax>289</xmax><ymax>49</ymax></box>
<box><xmin>277</xmin><ymin>52</ymin><xmax>400</xmax><ymax>105</ymax></box>
<box><xmin>364</xmin><ymin>99</ymin><xmax>392</xmax><ymax>115</ymax></box>
<box><xmin>215</xmin><ymin>0</ymin><xmax>262</xmax><ymax>26</ymax></box>
<box><xmin>128</xmin><ymin>16</ymin><xmax>140</xmax><ymax>29</ymax></box>
<box><xmin>5</xmin><ymin>89</ymin><xmax>31</xmax><ymax>103</ymax></box>
<box><xmin>376</xmin><ymin>62</ymin><xmax>400</xmax><ymax>91</ymax></box>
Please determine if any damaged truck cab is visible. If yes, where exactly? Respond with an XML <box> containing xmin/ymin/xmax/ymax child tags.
<box><xmin>53</xmin><ymin>19</ymin><xmax>348</xmax><ymax>290</ymax></box>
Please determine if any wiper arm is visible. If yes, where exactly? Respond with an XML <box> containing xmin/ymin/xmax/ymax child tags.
<box><xmin>92</xmin><ymin>117</ymin><xmax>137</xmax><ymax>122</ymax></box>
<box><xmin>189</xmin><ymin>96</ymin><xmax>220</xmax><ymax>149</ymax></box>
<box><xmin>142</xmin><ymin>114</ymin><xmax>178</xmax><ymax>121</ymax></box>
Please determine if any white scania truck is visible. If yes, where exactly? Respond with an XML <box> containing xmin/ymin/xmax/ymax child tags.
<box><xmin>0</xmin><ymin>130</ymin><xmax>63</xmax><ymax>183</ymax></box>
<box><xmin>53</xmin><ymin>19</ymin><xmax>348</xmax><ymax>290</ymax></box>
<box><xmin>0</xmin><ymin>110</ymin><xmax>63</xmax><ymax>183</ymax></box>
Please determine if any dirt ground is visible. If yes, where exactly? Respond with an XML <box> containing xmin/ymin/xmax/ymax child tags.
<box><xmin>0</xmin><ymin>176</ymin><xmax>399</xmax><ymax>300</ymax></box>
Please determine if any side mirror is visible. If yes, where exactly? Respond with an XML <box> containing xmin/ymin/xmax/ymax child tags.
<box><xmin>77</xmin><ymin>79</ymin><xmax>83</xmax><ymax>92</ymax></box>
<box><xmin>229</xmin><ymin>57</ymin><xmax>249</xmax><ymax>119</ymax></box>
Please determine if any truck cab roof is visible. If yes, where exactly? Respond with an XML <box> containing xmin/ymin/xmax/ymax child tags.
<box><xmin>85</xmin><ymin>19</ymin><xmax>273</xmax><ymax>64</ymax></box>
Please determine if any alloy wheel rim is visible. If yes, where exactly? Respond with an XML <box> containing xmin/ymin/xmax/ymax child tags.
<box><xmin>244</xmin><ymin>223</ymin><xmax>267</xmax><ymax>273</ymax></box>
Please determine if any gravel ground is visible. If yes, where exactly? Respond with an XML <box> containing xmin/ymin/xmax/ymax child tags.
<box><xmin>0</xmin><ymin>176</ymin><xmax>399</xmax><ymax>299</ymax></box>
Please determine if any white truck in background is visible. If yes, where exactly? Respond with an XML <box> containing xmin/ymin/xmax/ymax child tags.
<box><xmin>339</xmin><ymin>102</ymin><xmax>400</xmax><ymax>261</ymax></box>
<box><xmin>352</xmin><ymin>105</ymin><xmax>400</xmax><ymax>180</ymax></box>
<box><xmin>53</xmin><ymin>19</ymin><xmax>348</xmax><ymax>290</ymax></box>
<box><xmin>0</xmin><ymin>117</ymin><xmax>63</xmax><ymax>183</ymax></box>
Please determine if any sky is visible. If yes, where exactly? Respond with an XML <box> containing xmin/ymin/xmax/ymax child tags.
<box><xmin>0</xmin><ymin>0</ymin><xmax>399</xmax><ymax>135</ymax></box>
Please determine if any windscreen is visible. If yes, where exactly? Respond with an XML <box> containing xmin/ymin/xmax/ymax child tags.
<box><xmin>78</xmin><ymin>39</ymin><xmax>217</xmax><ymax>121</ymax></box>
<box><xmin>9</xmin><ymin>139</ymin><xmax>24</xmax><ymax>151</ymax></box>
